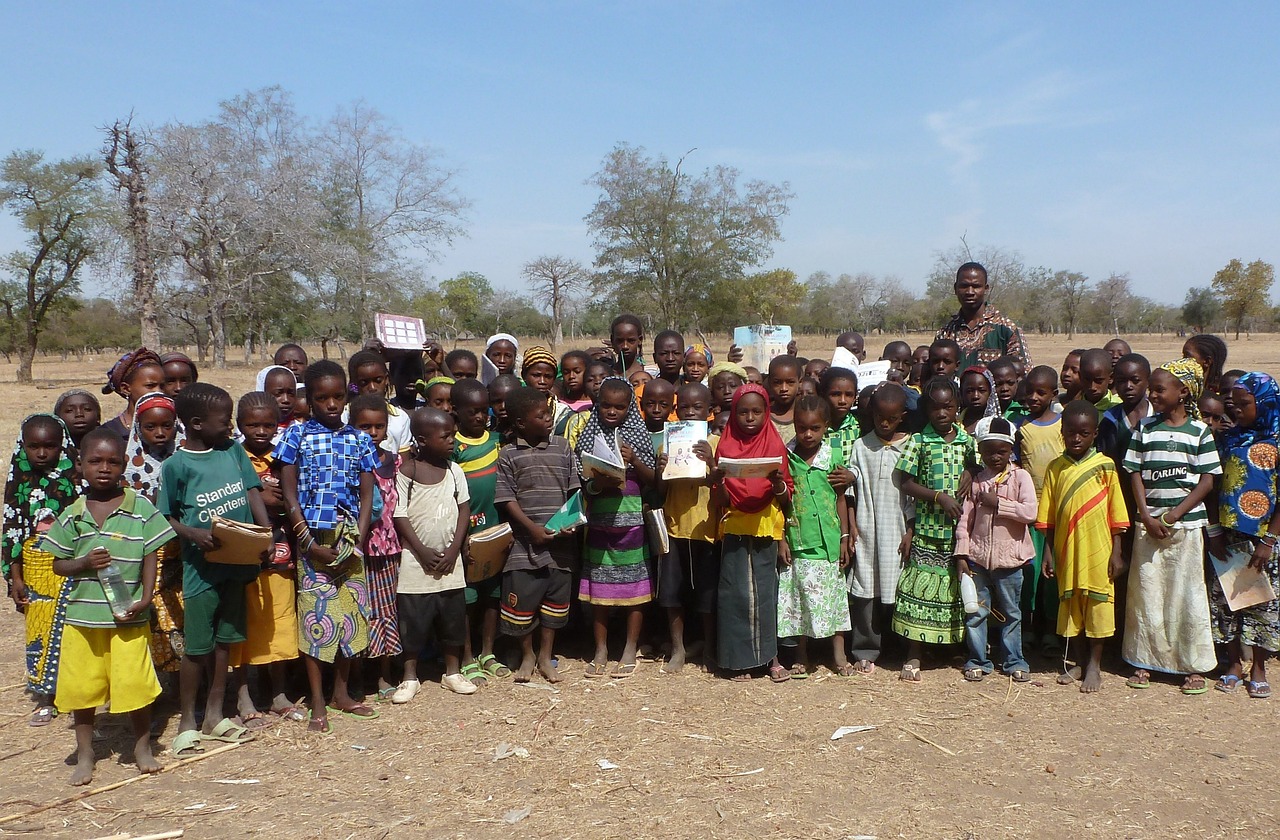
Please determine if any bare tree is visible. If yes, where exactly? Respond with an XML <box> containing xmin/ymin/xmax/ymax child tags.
<box><xmin>523</xmin><ymin>255</ymin><xmax>587</xmax><ymax>350</ymax></box>
<box><xmin>102</xmin><ymin>116</ymin><xmax>160</xmax><ymax>348</ymax></box>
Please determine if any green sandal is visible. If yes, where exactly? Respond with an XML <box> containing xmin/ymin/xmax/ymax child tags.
<box><xmin>477</xmin><ymin>653</ymin><xmax>512</xmax><ymax>678</ymax></box>
<box><xmin>461</xmin><ymin>660</ymin><xmax>488</xmax><ymax>687</ymax></box>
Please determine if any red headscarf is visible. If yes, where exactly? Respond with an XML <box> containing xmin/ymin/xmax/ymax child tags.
<box><xmin>716</xmin><ymin>383</ymin><xmax>793</xmax><ymax>514</ymax></box>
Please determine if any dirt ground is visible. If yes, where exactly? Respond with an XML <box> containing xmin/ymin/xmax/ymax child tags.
<box><xmin>1</xmin><ymin>331</ymin><xmax>1278</xmax><ymax>840</ymax></box>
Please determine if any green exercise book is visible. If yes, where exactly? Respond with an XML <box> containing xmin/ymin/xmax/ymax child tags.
<box><xmin>545</xmin><ymin>490</ymin><xmax>587</xmax><ymax>532</ymax></box>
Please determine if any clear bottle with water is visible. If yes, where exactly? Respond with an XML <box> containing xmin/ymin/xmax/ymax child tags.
<box><xmin>95</xmin><ymin>547</ymin><xmax>135</xmax><ymax>619</ymax></box>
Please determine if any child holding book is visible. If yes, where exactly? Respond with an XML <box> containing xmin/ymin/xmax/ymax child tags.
<box><xmin>778</xmin><ymin>396</ymin><xmax>852</xmax><ymax>676</ymax></box>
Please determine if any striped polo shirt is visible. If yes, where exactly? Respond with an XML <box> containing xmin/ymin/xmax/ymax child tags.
<box><xmin>1122</xmin><ymin>416</ymin><xmax>1221</xmax><ymax>528</ymax></box>
<box><xmin>39</xmin><ymin>488</ymin><xmax>177</xmax><ymax>628</ymax></box>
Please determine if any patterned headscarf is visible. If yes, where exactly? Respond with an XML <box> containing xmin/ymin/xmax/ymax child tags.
<box><xmin>1160</xmin><ymin>357</ymin><xmax>1205</xmax><ymax>420</ymax></box>
<box><xmin>124</xmin><ymin>392</ymin><xmax>181</xmax><ymax>500</ymax></box>
<box><xmin>521</xmin><ymin>346</ymin><xmax>558</xmax><ymax>376</ymax></box>
<box><xmin>685</xmin><ymin>344</ymin><xmax>713</xmax><ymax>366</ymax></box>
<box><xmin>2</xmin><ymin>415</ymin><xmax>78</xmax><ymax>576</ymax></box>
<box><xmin>574</xmin><ymin>377</ymin><xmax>655</xmax><ymax>474</ymax></box>
<box><xmin>102</xmin><ymin>347</ymin><xmax>162</xmax><ymax>396</ymax></box>
<box><xmin>961</xmin><ymin>365</ymin><xmax>1000</xmax><ymax>419</ymax></box>
<box><xmin>1225</xmin><ymin>373</ymin><xmax>1280</xmax><ymax>450</ymax></box>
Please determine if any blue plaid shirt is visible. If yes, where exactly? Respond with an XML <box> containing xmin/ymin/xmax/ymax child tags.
<box><xmin>273</xmin><ymin>420</ymin><xmax>380</xmax><ymax>530</ymax></box>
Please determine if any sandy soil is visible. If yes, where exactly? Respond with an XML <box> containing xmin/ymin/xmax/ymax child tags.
<box><xmin>0</xmin><ymin>331</ymin><xmax>1276</xmax><ymax>840</ymax></box>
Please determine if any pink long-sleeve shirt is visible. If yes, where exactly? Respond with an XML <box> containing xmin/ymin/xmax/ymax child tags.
<box><xmin>953</xmin><ymin>465</ymin><xmax>1037</xmax><ymax>570</ymax></box>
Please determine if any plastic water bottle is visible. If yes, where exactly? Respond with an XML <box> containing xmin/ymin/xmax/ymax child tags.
<box><xmin>96</xmin><ymin>549</ymin><xmax>135</xmax><ymax>620</ymax></box>
<box><xmin>959</xmin><ymin>573</ymin><xmax>980</xmax><ymax>615</ymax></box>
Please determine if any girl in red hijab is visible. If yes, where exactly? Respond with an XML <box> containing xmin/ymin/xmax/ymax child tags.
<box><xmin>713</xmin><ymin>383</ymin><xmax>794</xmax><ymax>681</ymax></box>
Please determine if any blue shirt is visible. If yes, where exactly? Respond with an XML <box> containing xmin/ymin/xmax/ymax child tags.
<box><xmin>272</xmin><ymin>420</ymin><xmax>380</xmax><ymax>530</ymax></box>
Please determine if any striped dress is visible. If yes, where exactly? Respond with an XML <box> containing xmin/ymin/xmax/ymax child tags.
<box><xmin>364</xmin><ymin>457</ymin><xmax>403</xmax><ymax>658</ymax></box>
<box><xmin>579</xmin><ymin>469</ymin><xmax>651</xmax><ymax>606</ymax></box>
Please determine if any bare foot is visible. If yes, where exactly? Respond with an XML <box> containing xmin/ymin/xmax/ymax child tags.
<box><xmin>135</xmin><ymin>744</ymin><xmax>162</xmax><ymax>775</ymax></box>
<box><xmin>1056</xmin><ymin>665</ymin><xmax>1082</xmax><ymax>685</ymax></box>
<box><xmin>662</xmin><ymin>648</ymin><xmax>686</xmax><ymax>674</ymax></box>
<box><xmin>537</xmin><ymin>657</ymin><xmax>563</xmax><ymax>683</ymax></box>
<box><xmin>513</xmin><ymin>657</ymin><xmax>535</xmax><ymax>684</ymax></box>
<box><xmin>69</xmin><ymin>754</ymin><xmax>94</xmax><ymax>786</ymax></box>
<box><xmin>702</xmin><ymin>655</ymin><xmax>717</xmax><ymax>674</ymax></box>
<box><xmin>1080</xmin><ymin>661</ymin><xmax>1103</xmax><ymax>693</ymax></box>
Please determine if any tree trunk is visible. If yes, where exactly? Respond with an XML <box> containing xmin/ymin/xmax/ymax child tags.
<box><xmin>209</xmin><ymin>303</ymin><xmax>228</xmax><ymax>368</ymax></box>
<box><xmin>16</xmin><ymin>343</ymin><xmax>34</xmax><ymax>384</ymax></box>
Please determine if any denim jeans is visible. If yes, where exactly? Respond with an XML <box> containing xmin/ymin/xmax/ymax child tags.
<box><xmin>964</xmin><ymin>565</ymin><xmax>1028</xmax><ymax>673</ymax></box>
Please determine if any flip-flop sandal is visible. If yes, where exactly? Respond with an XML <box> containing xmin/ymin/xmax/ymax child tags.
<box><xmin>375</xmin><ymin>686</ymin><xmax>398</xmax><ymax>702</ymax></box>
<box><xmin>478</xmin><ymin>653</ymin><xmax>512</xmax><ymax>679</ymax></box>
<box><xmin>170</xmin><ymin>729</ymin><xmax>205</xmax><ymax>757</ymax></box>
<box><xmin>1126</xmin><ymin>671</ymin><xmax>1152</xmax><ymax>689</ymax></box>
<box><xmin>834</xmin><ymin>663</ymin><xmax>857</xmax><ymax>677</ymax></box>
<box><xmin>273</xmin><ymin>704</ymin><xmax>308</xmax><ymax>722</ymax></box>
<box><xmin>28</xmin><ymin>705</ymin><xmax>57</xmax><ymax>727</ymax></box>
<box><xmin>768</xmin><ymin>664</ymin><xmax>791</xmax><ymax>683</ymax></box>
<box><xmin>964</xmin><ymin>668</ymin><xmax>986</xmax><ymax>682</ymax></box>
<box><xmin>1247</xmin><ymin>680</ymin><xmax>1272</xmax><ymax>699</ymax></box>
<box><xmin>461</xmin><ymin>660</ymin><xmax>488</xmax><ymax>687</ymax></box>
<box><xmin>899</xmin><ymin>664</ymin><xmax>921</xmax><ymax>682</ymax></box>
<box><xmin>328</xmin><ymin>704</ymin><xmax>380</xmax><ymax>720</ymax></box>
<box><xmin>1181</xmin><ymin>676</ymin><xmax>1210</xmax><ymax>696</ymax></box>
<box><xmin>307</xmin><ymin>714</ymin><xmax>333</xmax><ymax>735</ymax></box>
<box><xmin>1215</xmin><ymin>674</ymin><xmax>1242</xmax><ymax>694</ymax></box>
<box><xmin>239</xmin><ymin>712</ymin><xmax>273</xmax><ymax>731</ymax></box>
<box><xmin>853</xmin><ymin>661</ymin><xmax>875</xmax><ymax>677</ymax></box>
<box><xmin>202</xmin><ymin>718</ymin><xmax>255</xmax><ymax>744</ymax></box>
<box><xmin>1008</xmin><ymin>670</ymin><xmax>1032</xmax><ymax>683</ymax></box>
<box><xmin>611</xmin><ymin>663</ymin><xmax>637</xmax><ymax>680</ymax></box>
<box><xmin>789</xmin><ymin>664</ymin><xmax>809</xmax><ymax>679</ymax></box>
<box><xmin>584</xmin><ymin>661</ymin><xmax>608</xmax><ymax>678</ymax></box>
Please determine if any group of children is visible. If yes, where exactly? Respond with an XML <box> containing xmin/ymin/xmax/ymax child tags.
<box><xmin>5</xmin><ymin>320</ymin><xmax>1279</xmax><ymax>786</ymax></box>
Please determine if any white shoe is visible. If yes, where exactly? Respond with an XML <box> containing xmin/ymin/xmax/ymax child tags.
<box><xmin>391</xmin><ymin>679</ymin><xmax>420</xmax><ymax>704</ymax></box>
<box><xmin>442</xmin><ymin>673</ymin><xmax>478</xmax><ymax>695</ymax></box>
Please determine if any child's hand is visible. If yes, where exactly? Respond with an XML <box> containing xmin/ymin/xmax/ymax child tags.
<box><xmin>848</xmin><ymin>521</ymin><xmax>859</xmax><ymax>547</ymax></box>
<box><xmin>706</xmin><ymin>466</ymin><xmax>726</xmax><ymax>488</ymax></box>
<box><xmin>187</xmin><ymin>528</ymin><xmax>218</xmax><ymax>552</ymax></box>
<box><xmin>656</xmin><ymin>452</ymin><xmax>668</xmax><ymax>475</ymax></box>
<box><xmin>557</xmin><ymin>526</ymin><xmax>578</xmax><ymax>537</ymax></box>
<box><xmin>1108</xmin><ymin>550</ymin><xmax>1126</xmax><ymax>581</ymax></box>
<box><xmin>437</xmin><ymin>549</ymin><xmax>460</xmax><ymax>575</ymax></box>
<box><xmin>692</xmin><ymin>441</ymin><xmax>713</xmax><ymax>463</ymax></box>
<box><xmin>528</xmin><ymin>526</ymin><xmax>558</xmax><ymax>547</ymax></box>
<box><xmin>1207</xmin><ymin>531</ymin><xmax>1227</xmax><ymax>562</ymax></box>
<box><xmin>82</xmin><ymin>546</ymin><xmax>113</xmax><ymax>572</ymax></box>
<box><xmin>259</xmin><ymin>480</ymin><xmax>283</xmax><ymax>509</ymax></box>
<box><xmin>939</xmin><ymin>493</ymin><xmax>963</xmax><ymax>521</ymax></box>
<box><xmin>827</xmin><ymin>466</ymin><xmax>854</xmax><ymax>493</ymax></box>
<box><xmin>119</xmin><ymin>594</ymin><xmax>152</xmax><ymax>623</ymax></box>
<box><xmin>1043</xmin><ymin>549</ymin><xmax>1056</xmax><ymax>579</ymax></box>
<box><xmin>8</xmin><ymin>575</ymin><xmax>28</xmax><ymax>611</ymax></box>
<box><xmin>898</xmin><ymin>531</ymin><xmax>912</xmax><ymax>565</ymax></box>
<box><xmin>1250</xmin><ymin>542</ymin><xmax>1274</xmax><ymax>572</ymax></box>
<box><xmin>958</xmin><ymin>471</ymin><xmax>973</xmax><ymax>500</ymax></box>
<box><xmin>1142</xmin><ymin>514</ymin><xmax>1170</xmax><ymax>541</ymax></box>
<box><xmin>619</xmin><ymin>442</ymin><xmax>637</xmax><ymax>466</ymax></box>
<box><xmin>839</xmin><ymin>535</ymin><xmax>853</xmax><ymax>569</ymax></box>
<box><xmin>777</xmin><ymin>540</ymin><xmax>792</xmax><ymax>568</ymax></box>
<box><xmin>727</xmin><ymin>343</ymin><xmax>744</xmax><ymax>363</ymax></box>
<box><xmin>309</xmin><ymin>544</ymin><xmax>339</xmax><ymax>568</ymax></box>
<box><xmin>954</xmin><ymin>555</ymin><xmax>971</xmax><ymax>578</ymax></box>
<box><xmin>978</xmin><ymin>490</ymin><xmax>999</xmax><ymax>509</ymax></box>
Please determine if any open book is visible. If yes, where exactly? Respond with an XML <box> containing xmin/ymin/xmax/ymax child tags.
<box><xmin>582</xmin><ymin>435</ymin><xmax>626</xmax><ymax>482</ymax></box>
<box><xmin>662</xmin><ymin>420</ymin><xmax>709</xmax><ymax>480</ymax></box>
<box><xmin>205</xmin><ymin>516</ymin><xmax>273</xmax><ymax>566</ymax></box>
<box><xmin>718</xmin><ymin>455</ymin><xmax>783</xmax><ymax>479</ymax></box>
<box><xmin>465</xmin><ymin>523</ymin><xmax>513</xmax><ymax>583</ymax></box>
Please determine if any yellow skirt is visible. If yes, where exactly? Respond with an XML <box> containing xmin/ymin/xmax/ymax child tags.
<box><xmin>21</xmin><ymin>537</ymin><xmax>69</xmax><ymax>696</ymax></box>
<box><xmin>55</xmin><ymin>623</ymin><xmax>161</xmax><ymax>715</ymax></box>
<box><xmin>149</xmin><ymin>540</ymin><xmax>185</xmax><ymax>672</ymax></box>
<box><xmin>229</xmin><ymin>569</ymin><xmax>299</xmax><ymax>667</ymax></box>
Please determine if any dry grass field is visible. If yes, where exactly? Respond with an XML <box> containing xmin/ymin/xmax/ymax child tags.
<box><xmin>0</xmin><ymin>331</ymin><xmax>1277</xmax><ymax>839</ymax></box>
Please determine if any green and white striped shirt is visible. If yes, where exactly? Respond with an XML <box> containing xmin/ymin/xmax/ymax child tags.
<box><xmin>1122</xmin><ymin>417</ymin><xmax>1221</xmax><ymax>528</ymax></box>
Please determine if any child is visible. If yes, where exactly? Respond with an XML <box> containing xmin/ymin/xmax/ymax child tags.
<box><xmin>641</xmin><ymin>377</ymin><xmax>676</xmax><ymax>431</ymax></box>
<box><xmin>927</xmin><ymin>339</ymin><xmax>961</xmax><ymax>383</ymax></box>
<box><xmin>256</xmin><ymin>366</ymin><xmax>298</xmax><ymax>437</ymax></box>
<box><xmin>959</xmin><ymin>366</ymin><xmax>996</xmax><ymax>433</ymax></box>
<box><xmin>349</xmin><ymin>350</ymin><xmax>412</xmax><ymax>453</ymax></box>
<box><xmin>558</xmin><ymin>350</ymin><xmax>592</xmax><ymax>411</ymax></box>
<box><xmin>228</xmin><ymin>392</ymin><xmax>302</xmax><ymax>724</ymax></box>
<box><xmin>847</xmin><ymin>386</ymin><xmax>912</xmax><ymax>674</ymax></box>
<box><xmin>293</xmin><ymin>386</ymin><xmax>311</xmax><ymax>423</ymax></box>
<box><xmin>766</xmin><ymin>355</ymin><xmax>802</xmax><ymax>445</ymax></box>
<box><xmin>1015</xmin><ymin>366</ymin><xmax>1066</xmax><ymax>650</ymax></box>
<box><xmin>713</xmin><ymin>383</ymin><xmax>793</xmax><ymax>681</ymax></box>
<box><xmin>1097</xmin><ymin>355</ymin><xmax>1153</xmax><ymax>464</ymax></box>
<box><xmin>1037</xmin><ymin>400</ymin><xmax>1130</xmax><ymax>693</ymax></box>
<box><xmin>3</xmin><ymin>414</ymin><xmax>80</xmax><ymax>725</ymax></box>
<box><xmin>908</xmin><ymin>345</ymin><xmax>931</xmax><ymax>391</ymax></box>
<box><xmin>882</xmin><ymin>341</ymin><xmax>913</xmax><ymax>384</ymax></box>
<box><xmin>804</xmin><ymin>358</ymin><xmax>830</xmax><ymax>381</ymax></box>
<box><xmin>159</xmin><ymin>352</ymin><xmax>198</xmax><ymax>397</ymax></box>
<box><xmin>988</xmin><ymin>356</ymin><xmax>1026</xmax><ymax>423</ymax></box>
<box><xmin>893</xmin><ymin>377</ymin><xmax>973</xmax><ymax>681</ymax></box>
<box><xmin>348</xmin><ymin>394</ymin><xmax>404</xmax><ymax>699</ymax></box>
<box><xmin>160</xmin><ymin>384</ymin><xmax>272</xmax><ymax>753</ymax></box>
<box><xmin>1210</xmin><ymin>373</ymin><xmax>1280</xmax><ymax>696</ymax></box>
<box><xmin>43</xmin><ymin>427</ymin><xmax>175</xmax><ymax>784</ymax></box>
<box><xmin>275</xmin><ymin>361</ymin><xmax>381</xmax><ymax>732</ymax></box>
<box><xmin>1060</xmin><ymin>349</ymin><xmax>1085</xmax><ymax>404</ymax></box>
<box><xmin>122</xmin><ymin>392</ymin><xmax>185</xmax><ymax>675</ymax></box>
<box><xmin>820</xmin><ymin>367</ymin><xmax>860</xmax><ymax>464</ymax></box>
<box><xmin>954</xmin><ymin>417</ymin><xmax>1036</xmax><ymax>682</ymax></box>
<box><xmin>1200</xmin><ymin>393</ymin><xmax>1229</xmax><ymax>437</ymax></box>
<box><xmin>581</xmin><ymin>358</ymin><xmax>610</xmax><ymax>402</ymax></box>
<box><xmin>743</xmin><ymin>365</ymin><xmax>764</xmax><ymax>386</ymax></box>
<box><xmin>657</xmin><ymin>382</ymin><xmax>720</xmax><ymax>673</ymax></box>
<box><xmin>653</xmin><ymin>329</ymin><xmax>686</xmax><ymax>385</ymax></box>
<box><xmin>797</xmin><ymin>378</ymin><xmax>819</xmax><ymax>399</ymax></box>
<box><xmin>1183</xmin><ymin>333</ymin><xmax>1228</xmax><ymax>395</ymax></box>
<box><xmin>708</xmin><ymin>362</ymin><xmax>747</xmax><ymax>434</ymax></box>
<box><xmin>522</xmin><ymin>345</ymin><xmax>570</xmax><ymax>430</ymax></box>
<box><xmin>489</xmin><ymin>373</ymin><xmax>522</xmax><ymax>445</ymax></box>
<box><xmin>484</xmin><ymin>333</ymin><xmax>520</xmax><ymax>381</ymax></box>
<box><xmin>684</xmin><ymin>343</ymin><xmax>712</xmax><ymax>385</ymax></box>
<box><xmin>445</xmin><ymin>348</ymin><xmax>479</xmax><ymax>380</ymax></box>
<box><xmin>100</xmin><ymin>347</ymin><xmax>166</xmax><ymax>441</ymax></box>
<box><xmin>272</xmin><ymin>343</ymin><xmax>308</xmax><ymax>380</ymax></box>
<box><xmin>1104</xmin><ymin>339</ymin><xmax>1131</xmax><ymax>364</ymax></box>
<box><xmin>391</xmin><ymin>408</ymin><xmax>475</xmax><ymax>698</ymax></box>
<box><xmin>495</xmin><ymin>387</ymin><xmax>582</xmax><ymax>683</ymax></box>
<box><xmin>609</xmin><ymin>314</ymin><xmax>645</xmax><ymax>378</ymax></box>
<box><xmin>628</xmin><ymin>369</ymin><xmax>653</xmax><ymax>390</ymax></box>
<box><xmin>1079</xmin><ymin>349</ymin><xmax>1121</xmax><ymax>411</ymax></box>
<box><xmin>779</xmin><ymin>396</ymin><xmax>852</xmax><ymax>676</ymax></box>
<box><xmin>451</xmin><ymin>379</ymin><xmax>507</xmax><ymax>685</ymax></box>
<box><xmin>1121</xmin><ymin>360</ymin><xmax>1220</xmax><ymax>693</ymax></box>
<box><xmin>54</xmin><ymin>389</ymin><xmax>102</xmax><ymax>454</ymax></box>
<box><xmin>576</xmin><ymin>377</ymin><xmax>656</xmax><ymax>678</ymax></box>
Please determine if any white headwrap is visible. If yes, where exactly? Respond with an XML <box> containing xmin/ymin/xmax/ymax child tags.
<box><xmin>256</xmin><ymin>365</ymin><xmax>295</xmax><ymax>392</ymax></box>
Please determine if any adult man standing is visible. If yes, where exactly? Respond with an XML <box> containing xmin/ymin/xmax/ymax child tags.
<box><xmin>936</xmin><ymin>262</ymin><xmax>1031</xmax><ymax>369</ymax></box>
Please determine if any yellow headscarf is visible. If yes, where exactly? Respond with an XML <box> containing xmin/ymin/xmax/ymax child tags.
<box><xmin>1160</xmin><ymin>357</ymin><xmax>1205</xmax><ymax>420</ymax></box>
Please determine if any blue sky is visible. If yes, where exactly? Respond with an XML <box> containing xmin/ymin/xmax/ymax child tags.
<box><xmin>2</xmin><ymin>2</ymin><xmax>1278</xmax><ymax>302</ymax></box>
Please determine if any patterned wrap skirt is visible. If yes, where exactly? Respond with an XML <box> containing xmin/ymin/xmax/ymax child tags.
<box><xmin>891</xmin><ymin>534</ymin><xmax>965</xmax><ymax>645</ymax></box>
<box><xmin>296</xmin><ymin>525</ymin><xmax>370</xmax><ymax>663</ymax></box>
<box><xmin>22</xmin><ymin>537</ymin><xmax>69</xmax><ymax>696</ymax></box>
<box><xmin>149</xmin><ymin>539</ymin><xmax>185</xmax><ymax>672</ymax></box>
